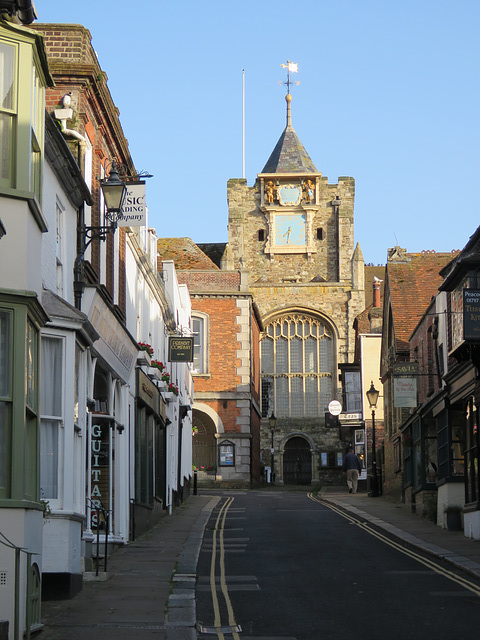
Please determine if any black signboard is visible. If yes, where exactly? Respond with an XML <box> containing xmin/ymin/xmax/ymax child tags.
<box><xmin>168</xmin><ymin>336</ymin><xmax>194</xmax><ymax>362</ymax></box>
<box><xmin>463</xmin><ymin>289</ymin><xmax>480</xmax><ymax>341</ymax></box>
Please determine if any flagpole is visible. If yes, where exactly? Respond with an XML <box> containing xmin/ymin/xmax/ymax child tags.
<box><xmin>242</xmin><ymin>68</ymin><xmax>245</xmax><ymax>179</ymax></box>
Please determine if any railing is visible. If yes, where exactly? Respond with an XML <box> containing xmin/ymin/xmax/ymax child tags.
<box><xmin>85</xmin><ymin>497</ymin><xmax>110</xmax><ymax>576</ymax></box>
<box><xmin>0</xmin><ymin>531</ymin><xmax>39</xmax><ymax>640</ymax></box>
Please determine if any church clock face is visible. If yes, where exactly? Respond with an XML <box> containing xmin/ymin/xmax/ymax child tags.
<box><xmin>275</xmin><ymin>214</ymin><xmax>306</xmax><ymax>246</ymax></box>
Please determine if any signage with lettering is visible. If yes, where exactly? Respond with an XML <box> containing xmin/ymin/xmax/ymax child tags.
<box><xmin>463</xmin><ymin>289</ymin><xmax>480</xmax><ymax>341</ymax></box>
<box><xmin>219</xmin><ymin>440</ymin><xmax>235</xmax><ymax>466</ymax></box>
<box><xmin>393</xmin><ymin>362</ymin><xmax>419</xmax><ymax>376</ymax></box>
<box><xmin>394</xmin><ymin>377</ymin><xmax>417</xmax><ymax>407</ymax></box>
<box><xmin>117</xmin><ymin>181</ymin><xmax>146</xmax><ymax>227</ymax></box>
<box><xmin>90</xmin><ymin>421</ymin><xmax>110</xmax><ymax>529</ymax></box>
<box><xmin>169</xmin><ymin>336</ymin><xmax>194</xmax><ymax>362</ymax></box>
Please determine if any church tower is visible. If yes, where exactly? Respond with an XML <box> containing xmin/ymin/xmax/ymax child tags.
<box><xmin>226</xmin><ymin>88</ymin><xmax>365</xmax><ymax>485</ymax></box>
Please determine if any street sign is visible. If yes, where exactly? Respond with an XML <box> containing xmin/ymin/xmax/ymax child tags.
<box><xmin>328</xmin><ymin>400</ymin><xmax>342</xmax><ymax>416</ymax></box>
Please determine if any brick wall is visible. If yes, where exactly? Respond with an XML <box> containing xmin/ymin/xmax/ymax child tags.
<box><xmin>178</xmin><ymin>271</ymin><xmax>241</xmax><ymax>292</ymax></box>
<box><xmin>193</xmin><ymin>298</ymin><xmax>240</xmax><ymax>393</ymax></box>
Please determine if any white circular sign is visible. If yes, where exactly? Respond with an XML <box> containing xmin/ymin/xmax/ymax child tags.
<box><xmin>328</xmin><ymin>400</ymin><xmax>342</xmax><ymax>416</ymax></box>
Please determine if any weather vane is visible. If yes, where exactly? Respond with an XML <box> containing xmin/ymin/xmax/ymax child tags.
<box><xmin>280</xmin><ymin>60</ymin><xmax>300</xmax><ymax>93</ymax></box>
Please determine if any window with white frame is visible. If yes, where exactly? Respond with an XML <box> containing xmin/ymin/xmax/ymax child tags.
<box><xmin>261</xmin><ymin>313</ymin><xmax>334</xmax><ymax>418</ymax></box>
<box><xmin>192</xmin><ymin>314</ymin><xmax>208</xmax><ymax>374</ymax></box>
<box><xmin>56</xmin><ymin>199</ymin><xmax>64</xmax><ymax>296</ymax></box>
<box><xmin>40</xmin><ymin>336</ymin><xmax>63</xmax><ymax>499</ymax></box>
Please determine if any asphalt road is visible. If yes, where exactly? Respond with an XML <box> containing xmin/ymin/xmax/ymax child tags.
<box><xmin>195</xmin><ymin>490</ymin><xmax>480</xmax><ymax>640</ymax></box>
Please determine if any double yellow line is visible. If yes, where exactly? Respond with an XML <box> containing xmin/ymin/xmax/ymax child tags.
<box><xmin>308</xmin><ymin>493</ymin><xmax>480</xmax><ymax>598</ymax></box>
<box><xmin>209</xmin><ymin>497</ymin><xmax>241</xmax><ymax>640</ymax></box>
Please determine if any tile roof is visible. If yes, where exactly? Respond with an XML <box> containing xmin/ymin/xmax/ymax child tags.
<box><xmin>197</xmin><ymin>243</ymin><xmax>227</xmax><ymax>268</ymax></box>
<box><xmin>261</xmin><ymin>124</ymin><xmax>318</xmax><ymax>174</ymax></box>
<box><xmin>387</xmin><ymin>251</ymin><xmax>457</xmax><ymax>350</ymax></box>
<box><xmin>156</xmin><ymin>238</ymin><xmax>219</xmax><ymax>270</ymax></box>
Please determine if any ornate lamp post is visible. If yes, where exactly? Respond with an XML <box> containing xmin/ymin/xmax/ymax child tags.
<box><xmin>269</xmin><ymin>412</ymin><xmax>277</xmax><ymax>483</ymax></box>
<box><xmin>74</xmin><ymin>160</ymin><xmax>127</xmax><ymax>309</ymax></box>
<box><xmin>366</xmin><ymin>381</ymin><xmax>380</xmax><ymax>497</ymax></box>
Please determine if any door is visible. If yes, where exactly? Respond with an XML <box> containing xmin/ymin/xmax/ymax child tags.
<box><xmin>283</xmin><ymin>436</ymin><xmax>312</xmax><ymax>485</ymax></box>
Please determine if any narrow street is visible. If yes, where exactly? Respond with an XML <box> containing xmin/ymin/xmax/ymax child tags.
<box><xmin>196</xmin><ymin>491</ymin><xmax>480</xmax><ymax>640</ymax></box>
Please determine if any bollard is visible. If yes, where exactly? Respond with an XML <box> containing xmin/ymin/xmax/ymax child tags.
<box><xmin>193</xmin><ymin>469</ymin><xmax>198</xmax><ymax>495</ymax></box>
<box><xmin>0</xmin><ymin>621</ymin><xmax>8</xmax><ymax>640</ymax></box>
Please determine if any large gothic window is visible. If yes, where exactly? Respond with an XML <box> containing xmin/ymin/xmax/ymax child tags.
<box><xmin>261</xmin><ymin>313</ymin><xmax>333</xmax><ymax>418</ymax></box>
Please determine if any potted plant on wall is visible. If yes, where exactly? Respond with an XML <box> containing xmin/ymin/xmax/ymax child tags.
<box><xmin>137</xmin><ymin>342</ymin><xmax>153</xmax><ymax>367</ymax></box>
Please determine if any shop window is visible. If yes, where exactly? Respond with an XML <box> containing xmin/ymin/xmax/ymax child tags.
<box><xmin>465</xmin><ymin>397</ymin><xmax>479</xmax><ymax>505</ymax></box>
<box><xmin>261</xmin><ymin>313</ymin><xmax>333</xmax><ymax>418</ymax></box>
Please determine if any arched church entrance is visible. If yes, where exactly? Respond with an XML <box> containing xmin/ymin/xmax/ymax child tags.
<box><xmin>283</xmin><ymin>436</ymin><xmax>312</xmax><ymax>485</ymax></box>
<box><xmin>192</xmin><ymin>410</ymin><xmax>217</xmax><ymax>471</ymax></box>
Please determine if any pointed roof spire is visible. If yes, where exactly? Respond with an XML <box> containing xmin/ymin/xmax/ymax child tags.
<box><xmin>261</xmin><ymin>92</ymin><xmax>318</xmax><ymax>174</ymax></box>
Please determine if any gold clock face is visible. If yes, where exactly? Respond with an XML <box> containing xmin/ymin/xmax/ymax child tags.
<box><xmin>275</xmin><ymin>214</ymin><xmax>306</xmax><ymax>246</ymax></box>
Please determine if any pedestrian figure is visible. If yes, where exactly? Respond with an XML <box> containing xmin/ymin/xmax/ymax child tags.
<box><xmin>342</xmin><ymin>447</ymin><xmax>362</xmax><ymax>494</ymax></box>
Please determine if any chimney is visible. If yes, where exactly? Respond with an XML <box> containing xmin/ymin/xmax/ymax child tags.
<box><xmin>373</xmin><ymin>279</ymin><xmax>381</xmax><ymax>308</ymax></box>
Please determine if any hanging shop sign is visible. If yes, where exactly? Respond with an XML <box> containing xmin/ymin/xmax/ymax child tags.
<box><xmin>169</xmin><ymin>336</ymin><xmax>194</xmax><ymax>362</ymax></box>
<box><xmin>463</xmin><ymin>289</ymin><xmax>480</xmax><ymax>341</ymax></box>
<box><xmin>117</xmin><ymin>181</ymin><xmax>146</xmax><ymax>227</ymax></box>
<box><xmin>394</xmin><ymin>376</ymin><xmax>417</xmax><ymax>407</ymax></box>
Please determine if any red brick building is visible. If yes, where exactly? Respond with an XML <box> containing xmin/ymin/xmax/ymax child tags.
<box><xmin>157</xmin><ymin>238</ymin><xmax>262</xmax><ymax>486</ymax></box>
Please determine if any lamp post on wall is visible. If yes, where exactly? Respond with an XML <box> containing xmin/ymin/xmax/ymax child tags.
<box><xmin>366</xmin><ymin>381</ymin><xmax>380</xmax><ymax>497</ymax></box>
<box><xmin>269</xmin><ymin>412</ymin><xmax>277</xmax><ymax>483</ymax></box>
<box><xmin>74</xmin><ymin>159</ymin><xmax>127</xmax><ymax>309</ymax></box>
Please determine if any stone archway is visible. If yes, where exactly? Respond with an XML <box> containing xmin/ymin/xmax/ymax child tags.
<box><xmin>282</xmin><ymin>436</ymin><xmax>312</xmax><ymax>485</ymax></box>
<box><xmin>192</xmin><ymin>409</ymin><xmax>217</xmax><ymax>471</ymax></box>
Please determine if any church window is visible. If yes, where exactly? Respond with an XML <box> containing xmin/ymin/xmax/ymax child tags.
<box><xmin>316</xmin><ymin>228</ymin><xmax>323</xmax><ymax>240</ymax></box>
<box><xmin>261</xmin><ymin>313</ymin><xmax>333</xmax><ymax>418</ymax></box>
<box><xmin>258</xmin><ymin>229</ymin><xmax>265</xmax><ymax>241</ymax></box>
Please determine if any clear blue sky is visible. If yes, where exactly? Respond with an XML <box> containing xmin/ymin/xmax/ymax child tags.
<box><xmin>37</xmin><ymin>0</ymin><xmax>480</xmax><ymax>265</ymax></box>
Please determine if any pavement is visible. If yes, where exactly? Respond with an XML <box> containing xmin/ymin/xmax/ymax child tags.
<box><xmin>39</xmin><ymin>488</ymin><xmax>480</xmax><ymax>639</ymax></box>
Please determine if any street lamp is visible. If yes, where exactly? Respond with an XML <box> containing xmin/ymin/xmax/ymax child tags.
<box><xmin>269</xmin><ymin>412</ymin><xmax>277</xmax><ymax>483</ymax></box>
<box><xmin>74</xmin><ymin>160</ymin><xmax>127</xmax><ymax>310</ymax></box>
<box><xmin>366</xmin><ymin>381</ymin><xmax>380</xmax><ymax>497</ymax></box>
<box><xmin>99</xmin><ymin>160</ymin><xmax>127</xmax><ymax>229</ymax></box>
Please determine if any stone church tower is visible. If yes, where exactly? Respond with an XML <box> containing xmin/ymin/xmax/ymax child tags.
<box><xmin>224</xmin><ymin>92</ymin><xmax>365</xmax><ymax>485</ymax></box>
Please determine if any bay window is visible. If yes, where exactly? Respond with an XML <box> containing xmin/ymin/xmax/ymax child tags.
<box><xmin>40</xmin><ymin>337</ymin><xmax>63</xmax><ymax>500</ymax></box>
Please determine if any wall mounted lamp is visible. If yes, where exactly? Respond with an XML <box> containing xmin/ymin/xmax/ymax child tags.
<box><xmin>74</xmin><ymin>160</ymin><xmax>127</xmax><ymax>309</ymax></box>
